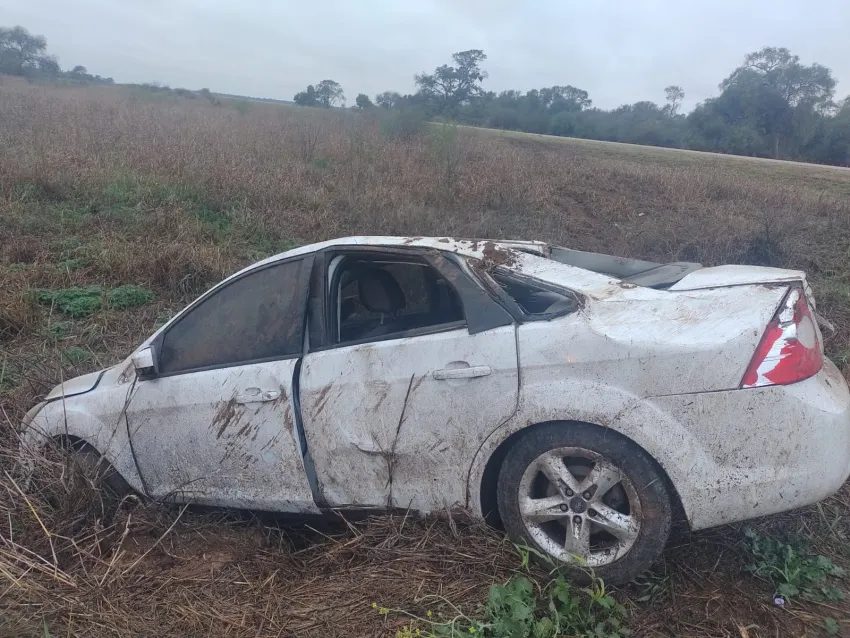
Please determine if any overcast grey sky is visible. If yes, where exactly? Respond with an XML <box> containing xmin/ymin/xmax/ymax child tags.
<box><xmin>2</xmin><ymin>1</ymin><xmax>849</xmax><ymax>110</ymax></box>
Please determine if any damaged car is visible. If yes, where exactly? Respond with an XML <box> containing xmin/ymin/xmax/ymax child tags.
<box><xmin>20</xmin><ymin>236</ymin><xmax>850</xmax><ymax>584</ymax></box>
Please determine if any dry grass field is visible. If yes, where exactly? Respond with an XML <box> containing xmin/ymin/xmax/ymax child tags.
<box><xmin>2</xmin><ymin>76</ymin><xmax>850</xmax><ymax>637</ymax></box>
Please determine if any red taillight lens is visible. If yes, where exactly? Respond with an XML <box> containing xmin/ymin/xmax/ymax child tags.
<box><xmin>741</xmin><ymin>287</ymin><xmax>823</xmax><ymax>388</ymax></box>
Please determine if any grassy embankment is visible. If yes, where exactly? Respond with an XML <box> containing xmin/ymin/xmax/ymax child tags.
<box><xmin>2</xmin><ymin>77</ymin><xmax>850</xmax><ymax>636</ymax></box>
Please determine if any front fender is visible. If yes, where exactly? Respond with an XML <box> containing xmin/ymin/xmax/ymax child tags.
<box><xmin>466</xmin><ymin>379</ymin><xmax>713</xmax><ymax>526</ymax></box>
<box><xmin>21</xmin><ymin>398</ymin><xmax>147</xmax><ymax>494</ymax></box>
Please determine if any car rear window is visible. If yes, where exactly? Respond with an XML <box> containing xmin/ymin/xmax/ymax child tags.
<box><xmin>490</xmin><ymin>271</ymin><xmax>579</xmax><ymax>317</ymax></box>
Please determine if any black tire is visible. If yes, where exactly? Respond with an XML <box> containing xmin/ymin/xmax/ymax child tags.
<box><xmin>496</xmin><ymin>422</ymin><xmax>671</xmax><ymax>585</ymax></box>
<box><xmin>68</xmin><ymin>443</ymin><xmax>132</xmax><ymax>500</ymax></box>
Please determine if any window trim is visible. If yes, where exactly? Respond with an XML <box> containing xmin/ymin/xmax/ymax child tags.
<box><xmin>323</xmin><ymin>251</ymin><xmax>469</xmax><ymax>349</ymax></box>
<box><xmin>151</xmin><ymin>254</ymin><xmax>314</xmax><ymax>379</ymax></box>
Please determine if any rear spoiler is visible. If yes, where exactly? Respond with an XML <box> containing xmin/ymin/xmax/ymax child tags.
<box><xmin>481</xmin><ymin>239</ymin><xmax>703</xmax><ymax>289</ymax></box>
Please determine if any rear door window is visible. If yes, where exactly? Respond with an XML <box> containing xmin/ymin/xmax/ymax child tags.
<box><xmin>333</xmin><ymin>258</ymin><xmax>465</xmax><ymax>343</ymax></box>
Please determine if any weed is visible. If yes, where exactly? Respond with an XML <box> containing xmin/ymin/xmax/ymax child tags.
<box><xmin>744</xmin><ymin>528</ymin><xmax>845</xmax><ymax>601</ymax></box>
<box><xmin>376</xmin><ymin>555</ymin><xmax>629</xmax><ymax>638</ymax></box>
<box><xmin>10</xmin><ymin>180</ymin><xmax>60</xmax><ymax>203</ymax></box>
<box><xmin>153</xmin><ymin>308</ymin><xmax>176</xmax><ymax>328</ymax></box>
<box><xmin>380</xmin><ymin>107</ymin><xmax>427</xmax><ymax>140</ymax></box>
<box><xmin>102</xmin><ymin>176</ymin><xmax>142</xmax><ymax>208</ymax></box>
<box><xmin>34</xmin><ymin>286</ymin><xmax>103</xmax><ymax>318</ymax></box>
<box><xmin>34</xmin><ymin>285</ymin><xmax>153</xmax><ymax>316</ymax></box>
<box><xmin>631</xmin><ymin>572</ymin><xmax>670</xmax><ymax>604</ymax></box>
<box><xmin>244</xmin><ymin>234</ymin><xmax>299</xmax><ymax>260</ymax></box>
<box><xmin>429</xmin><ymin>123</ymin><xmax>462</xmax><ymax>194</ymax></box>
<box><xmin>61</xmin><ymin>346</ymin><xmax>91</xmax><ymax>365</ymax></box>
<box><xmin>294</xmin><ymin>121</ymin><xmax>321</xmax><ymax>162</ymax></box>
<box><xmin>822</xmin><ymin>617</ymin><xmax>841</xmax><ymax>636</ymax></box>
<box><xmin>106</xmin><ymin>285</ymin><xmax>154</xmax><ymax>309</ymax></box>
<box><xmin>56</xmin><ymin>257</ymin><xmax>87</xmax><ymax>272</ymax></box>
<box><xmin>0</xmin><ymin>358</ymin><xmax>18</xmax><ymax>394</ymax></box>
<box><xmin>193</xmin><ymin>206</ymin><xmax>231</xmax><ymax>233</ymax></box>
<box><xmin>46</xmin><ymin>321</ymin><xmax>73</xmax><ymax>339</ymax></box>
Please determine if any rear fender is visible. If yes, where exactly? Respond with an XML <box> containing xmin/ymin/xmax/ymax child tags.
<box><xmin>466</xmin><ymin>379</ymin><xmax>719</xmax><ymax>527</ymax></box>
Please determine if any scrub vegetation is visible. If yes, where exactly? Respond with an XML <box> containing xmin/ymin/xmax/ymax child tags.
<box><xmin>2</xmin><ymin>76</ymin><xmax>850</xmax><ymax>636</ymax></box>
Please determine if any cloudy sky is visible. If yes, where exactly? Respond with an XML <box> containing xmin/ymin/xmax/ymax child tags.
<box><xmin>3</xmin><ymin>0</ymin><xmax>849</xmax><ymax>110</ymax></box>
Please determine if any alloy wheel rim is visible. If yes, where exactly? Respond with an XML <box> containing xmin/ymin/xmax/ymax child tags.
<box><xmin>517</xmin><ymin>446</ymin><xmax>641</xmax><ymax>567</ymax></box>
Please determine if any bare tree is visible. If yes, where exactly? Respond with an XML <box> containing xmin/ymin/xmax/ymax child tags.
<box><xmin>664</xmin><ymin>85</ymin><xmax>685</xmax><ymax>115</ymax></box>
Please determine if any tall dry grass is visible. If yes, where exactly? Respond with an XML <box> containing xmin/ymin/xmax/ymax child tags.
<box><xmin>2</xmin><ymin>77</ymin><xmax>850</xmax><ymax>636</ymax></box>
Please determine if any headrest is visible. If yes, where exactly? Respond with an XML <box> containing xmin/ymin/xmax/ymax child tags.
<box><xmin>358</xmin><ymin>268</ymin><xmax>406</xmax><ymax>314</ymax></box>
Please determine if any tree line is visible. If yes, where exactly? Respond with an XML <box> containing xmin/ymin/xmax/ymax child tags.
<box><xmin>295</xmin><ymin>48</ymin><xmax>850</xmax><ymax>167</ymax></box>
<box><xmin>4</xmin><ymin>24</ymin><xmax>847</xmax><ymax>166</ymax></box>
<box><xmin>0</xmin><ymin>25</ymin><xmax>113</xmax><ymax>84</ymax></box>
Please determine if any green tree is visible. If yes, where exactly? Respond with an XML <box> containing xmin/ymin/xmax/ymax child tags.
<box><xmin>375</xmin><ymin>91</ymin><xmax>401</xmax><ymax>109</ymax></box>
<box><xmin>722</xmin><ymin>47</ymin><xmax>835</xmax><ymax>109</ymax></box>
<box><xmin>315</xmin><ymin>79</ymin><xmax>344</xmax><ymax>107</ymax></box>
<box><xmin>695</xmin><ymin>47</ymin><xmax>835</xmax><ymax>158</ymax></box>
<box><xmin>0</xmin><ymin>25</ymin><xmax>49</xmax><ymax>75</ymax></box>
<box><xmin>354</xmin><ymin>93</ymin><xmax>374</xmax><ymax>109</ymax></box>
<box><xmin>293</xmin><ymin>85</ymin><xmax>318</xmax><ymax>106</ymax></box>
<box><xmin>414</xmin><ymin>49</ymin><xmax>487</xmax><ymax>114</ymax></box>
<box><xmin>689</xmin><ymin>78</ymin><xmax>792</xmax><ymax>157</ymax></box>
<box><xmin>540</xmin><ymin>85</ymin><xmax>592</xmax><ymax>113</ymax></box>
<box><xmin>294</xmin><ymin>80</ymin><xmax>344</xmax><ymax>108</ymax></box>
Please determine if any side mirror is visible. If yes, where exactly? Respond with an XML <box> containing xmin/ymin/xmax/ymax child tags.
<box><xmin>132</xmin><ymin>346</ymin><xmax>158</xmax><ymax>380</ymax></box>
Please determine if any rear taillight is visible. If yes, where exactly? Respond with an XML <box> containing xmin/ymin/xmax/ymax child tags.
<box><xmin>741</xmin><ymin>286</ymin><xmax>823</xmax><ymax>388</ymax></box>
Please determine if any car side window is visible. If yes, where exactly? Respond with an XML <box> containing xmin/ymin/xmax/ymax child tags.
<box><xmin>333</xmin><ymin>258</ymin><xmax>464</xmax><ymax>343</ymax></box>
<box><xmin>158</xmin><ymin>259</ymin><xmax>307</xmax><ymax>374</ymax></box>
<box><xmin>490</xmin><ymin>270</ymin><xmax>579</xmax><ymax>317</ymax></box>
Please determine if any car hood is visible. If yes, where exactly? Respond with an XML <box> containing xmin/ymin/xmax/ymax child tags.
<box><xmin>44</xmin><ymin>368</ymin><xmax>108</xmax><ymax>401</ymax></box>
<box><xmin>668</xmin><ymin>265</ymin><xmax>805</xmax><ymax>291</ymax></box>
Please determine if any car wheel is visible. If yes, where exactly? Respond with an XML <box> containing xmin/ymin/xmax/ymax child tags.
<box><xmin>67</xmin><ymin>443</ymin><xmax>132</xmax><ymax>499</ymax></box>
<box><xmin>496</xmin><ymin>422</ymin><xmax>671</xmax><ymax>585</ymax></box>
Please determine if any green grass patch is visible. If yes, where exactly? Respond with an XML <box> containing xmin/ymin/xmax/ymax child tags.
<box><xmin>192</xmin><ymin>206</ymin><xmax>231</xmax><ymax>232</ymax></box>
<box><xmin>0</xmin><ymin>358</ymin><xmax>19</xmax><ymax>395</ymax></box>
<box><xmin>243</xmin><ymin>233</ymin><xmax>299</xmax><ymax>260</ymax></box>
<box><xmin>385</xmin><ymin>572</ymin><xmax>629</xmax><ymax>638</ymax></box>
<box><xmin>56</xmin><ymin>257</ymin><xmax>87</xmax><ymax>272</ymax></box>
<box><xmin>382</xmin><ymin>545</ymin><xmax>629</xmax><ymax>638</ymax></box>
<box><xmin>61</xmin><ymin>346</ymin><xmax>92</xmax><ymax>365</ymax></box>
<box><xmin>107</xmin><ymin>285</ymin><xmax>154</xmax><ymax>309</ymax></box>
<box><xmin>46</xmin><ymin>320</ymin><xmax>74</xmax><ymax>339</ymax></box>
<box><xmin>35</xmin><ymin>286</ymin><xmax>103</xmax><ymax>318</ymax></box>
<box><xmin>10</xmin><ymin>180</ymin><xmax>63</xmax><ymax>204</ymax></box>
<box><xmin>34</xmin><ymin>284</ymin><xmax>154</xmax><ymax>317</ymax></box>
<box><xmin>744</xmin><ymin>528</ymin><xmax>845</xmax><ymax>602</ymax></box>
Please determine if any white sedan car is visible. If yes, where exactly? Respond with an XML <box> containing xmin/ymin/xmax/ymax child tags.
<box><xmin>22</xmin><ymin>237</ymin><xmax>850</xmax><ymax>583</ymax></box>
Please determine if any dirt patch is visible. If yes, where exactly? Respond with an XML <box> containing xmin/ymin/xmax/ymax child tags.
<box><xmin>211</xmin><ymin>396</ymin><xmax>241</xmax><ymax>439</ymax></box>
<box><xmin>480</xmin><ymin>240</ymin><xmax>518</xmax><ymax>268</ymax></box>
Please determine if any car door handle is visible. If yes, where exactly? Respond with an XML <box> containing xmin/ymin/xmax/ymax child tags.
<box><xmin>235</xmin><ymin>388</ymin><xmax>281</xmax><ymax>404</ymax></box>
<box><xmin>432</xmin><ymin>365</ymin><xmax>492</xmax><ymax>380</ymax></box>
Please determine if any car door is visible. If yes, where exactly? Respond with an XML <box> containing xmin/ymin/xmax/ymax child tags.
<box><xmin>126</xmin><ymin>256</ymin><xmax>319</xmax><ymax>512</ymax></box>
<box><xmin>299</xmin><ymin>248</ymin><xmax>519</xmax><ymax>512</ymax></box>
